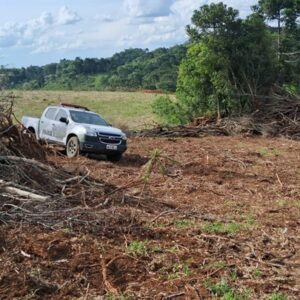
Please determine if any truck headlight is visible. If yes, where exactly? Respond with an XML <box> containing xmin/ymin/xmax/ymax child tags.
<box><xmin>122</xmin><ymin>134</ymin><xmax>127</xmax><ymax>140</ymax></box>
<box><xmin>86</xmin><ymin>130</ymin><xmax>97</xmax><ymax>137</ymax></box>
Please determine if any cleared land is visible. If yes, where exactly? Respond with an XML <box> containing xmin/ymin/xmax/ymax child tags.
<box><xmin>1</xmin><ymin>135</ymin><xmax>299</xmax><ymax>299</ymax></box>
<box><xmin>10</xmin><ymin>90</ymin><xmax>161</xmax><ymax>129</ymax></box>
<box><xmin>1</xmin><ymin>92</ymin><xmax>299</xmax><ymax>299</ymax></box>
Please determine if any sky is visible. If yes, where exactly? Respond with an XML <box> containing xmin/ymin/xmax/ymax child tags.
<box><xmin>0</xmin><ymin>0</ymin><xmax>258</xmax><ymax>67</ymax></box>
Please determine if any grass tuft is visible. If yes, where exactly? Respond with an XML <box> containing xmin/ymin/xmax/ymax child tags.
<box><xmin>202</xmin><ymin>222</ymin><xmax>242</xmax><ymax>235</ymax></box>
<box><xmin>127</xmin><ymin>240</ymin><xmax>148</xmax><ymax>256</ymax></box>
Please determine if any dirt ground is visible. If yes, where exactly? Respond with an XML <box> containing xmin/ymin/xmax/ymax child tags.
<box><xmin>0</xmin><ymin>136</ymin><xmax>299</xmax><ymax>299</ymax></box>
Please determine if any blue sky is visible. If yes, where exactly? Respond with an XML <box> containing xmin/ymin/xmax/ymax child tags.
<box><xmin>0</xmin><ymin>0</ymin><xmax>257</xmax><ymax>67</ymax></box>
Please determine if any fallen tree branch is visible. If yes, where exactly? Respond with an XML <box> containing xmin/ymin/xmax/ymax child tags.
<box><xmin>100</xmin><ymin>255</ymin><xmax>119</xmax><ymax>296</ymax></box>
<box><xmin>0</xmin><ymin>155</ymin><xmax>55</xmax><ymax>172</ymax></box>
<box><xmin>0</xmin><ymin>180</ymin><xmax>49</xmax><ymax>201</ymax></box>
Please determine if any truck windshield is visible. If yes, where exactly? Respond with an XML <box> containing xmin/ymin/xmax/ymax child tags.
<box><xmin>70</xmin><ymin>110</ymin><xmax>108</xmax><ymax>126</ymax></box>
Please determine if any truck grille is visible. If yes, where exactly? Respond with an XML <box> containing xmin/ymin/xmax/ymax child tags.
<box><xmin>100</xmin><ymin>138</ymin><xmax>121</xmax><ymax>145</ymax></box>
<box><xmin>98</xmin><ymin>132</ymin><xmax>122</xmax><ymax>145</ymax></box>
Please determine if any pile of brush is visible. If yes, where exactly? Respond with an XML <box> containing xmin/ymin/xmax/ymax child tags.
<box><xmin>0</xmin><ymin>98</ymin><xmax>46</xmax><ymax>160</ymax></box>
<box><xmin>139</xmin><ymin>90</ymin><xmax>300</xmax><ymax>140</ymax></box>
<box><xmin>0</xmin><ymin>98</ymin><xmax>151</xmax><ymax>235</ymax></box>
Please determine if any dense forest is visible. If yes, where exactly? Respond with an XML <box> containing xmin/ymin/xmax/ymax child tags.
<box><xmin>0</xmin><ymin>45</ymin><xmax>186</xmax><ymax>92</ymax></box>
<box><xmin>153</xmin><ymin>0</ymin><xmax>300</xmax><ymax>123</ymax></box>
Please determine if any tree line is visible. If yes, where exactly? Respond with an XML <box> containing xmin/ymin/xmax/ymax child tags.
<box><xmin>0</xmin><ymin>45</ymin><xmax>186</xmax><ymax>92</ymax></box>
<box><xmin>153</xmin><ymin>0</ymin><xmax>300</xmax><ymax>123</ymax></box>
<box><xmin>1</xmin><ymin>0</ymin><xmax>299</xmax><ymax>125</ymax></box>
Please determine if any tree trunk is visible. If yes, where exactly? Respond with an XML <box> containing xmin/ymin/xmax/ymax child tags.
<box><xmin>217</xmin><ymin>98</ymin><xmax>221</xmax><ymax>123</ymax></box>
<box><xmin>277</xmin><ymin>12</ymin><xmax>281</xmax><ymax>60</ymax></box>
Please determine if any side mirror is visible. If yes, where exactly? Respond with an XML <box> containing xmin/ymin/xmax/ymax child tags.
<box><xmin>59</xmin><ymin>117</ymin><xmax>69</xmax><ymax>124</ymax></box>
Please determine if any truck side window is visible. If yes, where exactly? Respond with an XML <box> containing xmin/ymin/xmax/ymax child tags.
<box><xmin>55</xmin><ymin>109</ymin><xmax>68</xmax><ymax>121</ymax></box>
<box><xmin>45</xmin><ymin>108</ymin><xmax>58</xmax><ymax>120</ymax></box>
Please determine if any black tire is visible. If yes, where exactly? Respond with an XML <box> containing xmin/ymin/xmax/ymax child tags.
<box><xmin>107</xmin><ymin>153</ymin><xmax>122</xmax><ymax>162</ymax></box>
<box><xmin>28</xmin><ymin>127</ymin><xmax>38</xmax><ymax>139</ymax></box>
<box><xmin>66</xmin><ymin>136</ymin><xmax>80</xmax><ymax>158</ymax></box>
<box><xmin>28</xmin><ymin>127</ymin><xmax>35</xmax><ymax>134</ymax></box>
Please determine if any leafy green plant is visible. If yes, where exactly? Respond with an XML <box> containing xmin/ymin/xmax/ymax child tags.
<box><xmin>268</xmin><ymin>292</ymin><xmax>287</xmax><ymax>300</ymax></box>
<box><xmin>202</xmin><ymin>222</ymin><xmax>242</xmax><ymax>235</ymax></box>
<box><xmin>258</xmin><ymin>147</ymin><xmax>281</xmax><ymax>157</ymax></box>
<box><xmin>276</xmin><ymin>199</ymin><xmax>300</xmax><ymax>208</ymax></box>
<box><xmin>152</xmin><ymin>95</ymin><xmax>185</xmax><ymax>124</ymax></box>
<box><xmin>252</xmin><ymin>268</ymin><xmax>263</xmax><ymax>278</ymax></box>
<box><xmin>205</xmin><ymin>279</ymin><xmax>252</xmax><ymax>299</ymax></box>
<box><xmin>162</xmin><ymin>261</ymin><xmax>193</xmax><ymax>280</ymax></box>
<box><xmin>141</xmin><ymin>149</ymin><xmax>179</xmax><ymax>183</ymax></box>
<box><xmin>230</xmin><ymin>270</ymin><xmax>238</xmax><ymax>281</ymax></box>
<box><xmin>174</xmin><ymin>219</ymin><xmax>195</xmax><ymax>229</ymax></box>
<box><xmin>127</xmin><ymin>240</ymin><xmax>148</xmax><ymax>256</ymax></box>
<box><xmin>244</xmin><ymin>214</ymin><xmax>256</xmax><ymax>227</ymax></box>
<box><xmin>206</xmin><ymin>279</ymin><xmax>232</xmax><ymax>296</ymax></box>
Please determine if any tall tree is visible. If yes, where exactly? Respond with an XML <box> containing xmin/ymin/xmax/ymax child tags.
<box><xmin>153</xmin><ymin>3</ymin><xmax>277</xmax><ymax>123</ymax></box>
<box><xmin>258</xmin><ymin>0</ymin><xmax>295</xmax><ymax>59</ymax></box>
<box><xmin>186</xmin><ymin>2</ymin><xmax>239</xmax><ymax>39</ymax></box>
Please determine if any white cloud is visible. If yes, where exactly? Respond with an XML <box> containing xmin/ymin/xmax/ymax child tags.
<box><xmin>0</xmin><ymin>7</ymin><xmax>82</xmax><ymax>53</ymax></box>
<box><xmin>94</xmin><ymin>14</ymin><xmax>115</xmax><ymax>23</ymax></box>
<box><xmin>57</xmin><ymin>6</ymin><xmax>81</xmax><ymax>25</ymax></box>
<box><xmin>117</xmin><ymin>0</ymin><xmax>197</xmax><ymax>47</ymax></box>
<box><xmin>0</xmin><ymin>0</ymin><xmax>258</xmax><ymax>66</ymax></box>
<box><xmin>118</xmin><ymin>0</ymin><xmax>257</xmax><ymax>48</ymax></box>
<box><xmin>123</xmin><ymin>0</ymin><xmax>175</xmax><ymax>19</ymax></box>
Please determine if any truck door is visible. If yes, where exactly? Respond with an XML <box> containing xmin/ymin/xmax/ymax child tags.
<box><xmin>39</xmin><ymin>107</ymin><xmax>58</xmax><ymax>142</ymax></box>
<box><xmin>53</xmin><ymin>109</ymin><xmax>68</xmax><ymax>143</ymax></box>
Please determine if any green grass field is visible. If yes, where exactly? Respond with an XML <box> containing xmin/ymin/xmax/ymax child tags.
<box><xmin>8</xmin><ymin>90</ymin><xmax>164</xmax><ymax>130</ymax></box>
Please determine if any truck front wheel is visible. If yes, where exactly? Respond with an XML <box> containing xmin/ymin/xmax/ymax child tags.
<box><xmin>66</xmin><ymin>136</ymin><xmax>80</xmax><ymax>158</ymax></box>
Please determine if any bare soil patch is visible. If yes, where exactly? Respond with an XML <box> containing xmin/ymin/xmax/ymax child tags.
<box><xmin>1</xmin><ymin>136</ymin><xmax>298</xmax><ymax>299</ymax></box>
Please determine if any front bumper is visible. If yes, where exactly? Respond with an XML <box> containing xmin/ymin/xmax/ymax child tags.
<box><xmin>80</xmin><ymin>135</ymin><xmax>127</xmax><ymax>154</ymax></box>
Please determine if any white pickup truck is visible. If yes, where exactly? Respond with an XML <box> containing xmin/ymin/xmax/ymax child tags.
<box><xmin>22</xmin><ymin>103</ymin><xmax>127</xmax><ymax>161</ymax></box>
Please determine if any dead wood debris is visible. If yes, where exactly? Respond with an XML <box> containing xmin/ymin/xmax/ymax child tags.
<box><xmin>0</xmin><ymin>98</ymin><xmax>169</xmax><ymax>235</ymax></box>
<box><xmin>138</xmin><ymin>91</ymin><xmax>300</xmax><ymax>140</ymax></box>
<box><xmin>0</xmin><ymin>98</ymin><xmax>299</xmax><ymax>299</ymax></box>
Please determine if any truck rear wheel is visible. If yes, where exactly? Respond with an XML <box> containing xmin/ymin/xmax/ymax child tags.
<box><xmin>66</xmin><ymin>136</ymin><xmax>80</xmax><ymax>158</ymax></box>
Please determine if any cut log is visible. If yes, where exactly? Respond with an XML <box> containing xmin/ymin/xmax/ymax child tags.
<box><xmin>0</xmin><ymin>155</ymin><xmax>54</xmax><ymax>172</ymax></box>
<box><xmin>0</xmin><ymin>180</ymin><xmax>49</xmax><ymax>201</ymax></box>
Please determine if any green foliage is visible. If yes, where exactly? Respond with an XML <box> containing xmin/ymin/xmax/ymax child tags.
<box><xmin>186</xmin><ymin>2</ymin><xmax>239</xmax><ymax>38</ymax></box>
<box><xmin>269</xmin><ymin>292</ymin><xmax>287</xmax><ymax>300</ymax></box>
<box><xmin>276</xmin><ymin>199</ymin><xmax>300</xmax><ymax>208</ymax></box>
<box><xmin>127</xmin><ymin>240</ymin><xmax>148</xmax><ymax>256</ymax></box>
<box><xmin>1</xmin><ymin>46</ymin><xmax>186</xmax><ymax>92</ymax></box>
<box><xmin>258</xmin><ymin>0</ymin><xmax>300</xmax><ymax>83</ymax></box>
<box><xmin>176</xmin><ymin>40</ymin><xmax>235</xmax><ymax>120</ymax></box>
<box><xmin>202</xmin><ymin>222</ymin><xmax>242</xmax><ymax>235</ymax></box>
<box><xmin>163</xmin><ymin>261</ymin><xmax>193</xmax><ymax>280</ymax></box>
<box><xmin>206</xmin><ymin>279</ymin><xmax>252</xmax><ymax>299</ymax></box>
<box><xmin>174</xmin><ymin>219</ymin><xmax>195</xmax><ymax>229</ymax></box>
<box><xmin>152</xmin><ymin>95</ymin><xmax>185</xmax><ymax>124</ymax></box>
<box><xmin>252</xmin><ymin>268</ymin><xmax>263</xmax><ymax>278</ymax></box>
<box><xmin>258</xmin><ymin>147</ymin><xmax>281</xmax><ymax>156</ymax></box>
<box><xmin>153</xmin><ymin>1</ymin><xmax>298</xmax><ymax>124</ymax></box>
<box><xmin>206</xmin><ymin>279</ymin><xmax>232</xmax><ymax>296</ymax></box>
<box><xmin>282</xmin><ymin>83</ymin><xmax>300</xmax><ymax>95</ymax></box>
